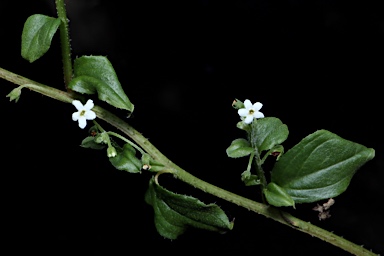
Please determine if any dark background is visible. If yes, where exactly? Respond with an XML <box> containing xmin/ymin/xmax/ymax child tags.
<box><xmin>1</xmin><ymin>0</ymin><xmax>383</xmax><ymax>255</ymax></box>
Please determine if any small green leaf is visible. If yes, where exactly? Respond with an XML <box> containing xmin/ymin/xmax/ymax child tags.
<box><xmin>109</xmin><ymin>143</ymin><xmax>141</xmax><ymax>173</ymax></box>
<box><xmin>226</xmin><ymin>138</ymin><xmax>254</xmax><ymax>158</ymax></box>
<box><xmin>236</xmin><ymin>121</ymin><xmax>250</xmax><ymax>132</ymax></box>
<box><xmin>264</xmin><ymin>182</ymin><xmax>295</xmax><ymax>207</ymax></box>
<box><xmin>80</xmin><ymin>136</ymin><xmax>105</xmax><ymax>150</ymax></box>
<box><xmin>271</xmin><ymin>130</ymin><xmax>375</xmax><ymax>203</ymax></box>
<box><xmin>21</xmin><ymin>14</ymin><xmax>61</xmax><ymax>63</ymax></box>
<box><xmin>250</xmin><ymin>117</ymin><xmax>289</xmax><ymax>152</ymax></box>
<box><xmin>68</xmin><ymin>56</ymin><xmax>134</xmax><ymax>113</ymax></box>
<box><xmin>145</xmin><ymin>177</ymin><xmax>234</xmax><ymax>240</ymax></box>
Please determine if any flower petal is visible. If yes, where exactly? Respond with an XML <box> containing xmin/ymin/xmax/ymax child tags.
<box><xmin>253</xmin><ymin>112</ymin><xmax>264</xmax><ymax>118</ymax></box>
<box><xmin>85</xmin><ymin>110</ymin><xmax>96</xmax><ymax>120</ymax></box>
<box><xmin>78</xmin><ymin>117</ymin><xmax>87</xmax><ymax>129</ymax></box>
<box><xmin>243</xmin><ymin>99</ymin><xmax>252</xmax><ymax>109</ymax></box>
<box><xmin>252</xmin><ymin>102</ymin><xmax>263</xmax><ymax>111</ymax></box>
<box><xmin>244</xmin><ymin>115</ymin><xmax>254</xmax><ymax>124</ymax></box>
<box><xmin>84</xmin><ymin>99</ymin><xmax>94</xmax><ymax>110</ymax></box>
<box><xmin>72</xmin><ymin>100</ymin><xmax>84</xmax><ymax>111</ymax></box>
<box><xmin>238</xmin><ymin>109</ymin><xmax>248</xmax><ymax>117</ymax></box>
<box><xmin>72</xmin><ymin>112</ymin><xmax>80</xmax><ymax>121</ymax></box>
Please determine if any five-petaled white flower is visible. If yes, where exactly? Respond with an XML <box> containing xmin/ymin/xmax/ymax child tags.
<box><xmin>238</xmin><ymin>99</ymin><xmax>264</xmax><ymax>124</ymax></box>
<box><xmin>72</xmin><ymin>99</ymin><xmax>96</xmax><ymax>129</ymax></box>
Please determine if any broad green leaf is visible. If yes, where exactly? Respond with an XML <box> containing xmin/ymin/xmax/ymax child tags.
<box><xmin>271</xmin><ymin>130</ymin><xmax>375</xmax><ymax>203</ymax></box>
<box><xmin>250</xmin><ymin>117</ymin><xmax>289</xmax><ymax>152</ymax></box>
<box><xmin>21</xmin><ymin>14</ymin><xmax>61</xmax><ymax>63</ymax></box>
<box><xmin>145</xmin><ymin>177</ymin><xmax>234</xmax><ymax>239</ymax></box>
<box><xmin>109</xmin><ymin>143</ymin><xmax>141</xmax><ymax>173</ymax></box>
<box><xmin>68</xmin><ymin>56</ymin><xmax>134</xmax><ymax>113</ymax></box>
<box><xmin>226</xmin><ymin>138</ymin><xmax>254</xmax><ymax>158</ymax></box>
<box><xmin>264</xmin><ymin>182</ymin><xmax>295</xmax><ymax>207</ymax></box>
<box><xmin>80</xmin><ymin>136</ymin><xmax>105</xmax><ymax>150</ymax></box>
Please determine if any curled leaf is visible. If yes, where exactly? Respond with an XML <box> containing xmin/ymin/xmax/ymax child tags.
<box><xmin>109</xmin><ymin>143</ymin><xmax>141</xmax><ymax>173</ymax></box>
<box><xmin>145</xmin><ymin>177</ymin><xmax>234</xmax><ymax>239</ymax></box>
<box><xmin>69</xmin><ymin>56</ymin><xmax>134</xmax><ymax>113</ymax></box>
<box><xmin>264</xmin><ymin>182</ymin><xmax>295</xmax><ymax>207</ymax></box>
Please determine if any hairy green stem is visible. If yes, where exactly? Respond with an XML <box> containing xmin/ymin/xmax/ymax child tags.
<box><xmin>0</xmin><ymin>67</ymin><xmax>378</xmax><ymax>256</ymax></box>
<box><xmin>0</xmin><ymin>67</ymin><xmax>75</xmax><ymax>103</ymax></box>
<box><xmin>249</xmin><ymin>130</ymin><xmax>268</xmax><ymax>201</ymax></box>
<box><xmin>253</xmin><ymin>146</ymin><xmax>267</xmax><ymax>188</ymax></box>
<box><xmin>55</xmin><ymin>0</ymin><xmax>73</xmax><ymax>89</ymax></box>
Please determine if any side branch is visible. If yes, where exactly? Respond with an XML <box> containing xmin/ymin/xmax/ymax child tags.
<box><xmin>0</xmin><ymin>67</ymin><xmax>378</xmax><ymax>256</ymax></box>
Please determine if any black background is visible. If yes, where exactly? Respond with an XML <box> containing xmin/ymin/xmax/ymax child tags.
<box><xmin>1</xmin><ymin>0</ymin><xmax>383</xmax><ymax>255</ymax></box>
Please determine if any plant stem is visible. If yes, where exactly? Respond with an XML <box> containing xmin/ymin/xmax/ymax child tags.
<box><xmin>55</xmin><ymin>0</ymin><xmax>73</xmax><ymax>90</ymax></box>
<box><xmin>0</xmin><ymin>68</ymin><xmax>378</xmax><ymax>256</ymax></box>
<box><xmin>253</xmin><ymin>145</ymin><xmax>267</xmax><ymax>188</ymax></box>
<box><xmin>248</xmin><ymin>128</ymin><xmax>267</xmax><ymax>200</ymax></box>
<box><xmin>0</xmin><ymin>67</ymin><xmax>75</xmax><ymax>103</ymax></box>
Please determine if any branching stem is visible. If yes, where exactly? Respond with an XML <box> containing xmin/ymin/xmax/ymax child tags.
<box><xmin>0</xmin><ymin>67</ymin><xmax>377</xmax><ymax>256</ymax></box>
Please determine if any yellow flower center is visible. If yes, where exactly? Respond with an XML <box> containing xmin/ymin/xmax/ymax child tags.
<box><xmin>80</xmin><ymin>110</ymin><xmax>86</xmax><ymax>116</ymax></box>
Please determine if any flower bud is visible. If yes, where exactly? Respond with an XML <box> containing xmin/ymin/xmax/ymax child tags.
<box><xmin>107</xmin><ymin>146</ymin><xmax>117</xmax><ymax>158</ymax></box>
<box><xmin>6</xmin><ymin>87</ymin><xmax>23</xmax><ymax>103</ymax></box>
<box><xmin>231</xmin><ymin>99</ymin><xmax>244</xmax><ymax>109</ymax></box>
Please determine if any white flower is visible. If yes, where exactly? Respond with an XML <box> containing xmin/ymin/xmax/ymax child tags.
<box><xmin>238</xmin><ymin>99</ymin><xmax>264</xmax><ymax>124</ymax></box>
<box><xmin>72</xmin><ymin>99</ymin><xmax>96</xmax><ymax>129</ymax></box>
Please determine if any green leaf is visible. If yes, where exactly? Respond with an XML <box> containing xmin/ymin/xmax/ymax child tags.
<box><xmin>250</xmin><ymin>117</ymin><xmax>289</xmax><ymax>152</ymax></box>
<box><xmin>226</xmin><ymin>138</ymin><xmax>254</xmax><ymax>158</ymax></box>
<box><xmin>80</xmin><ymin>136</ymin><xmax>105</xmax><ymax>150</ymax></box>
<box><xmin>236</xmin><ymin>121</ymin><xmax>250</xmax><ymax>132</ymax></box>
<box><xmin>21</xmin><ymin>14</ymin><xmax>61</xmax><ymax>63</ymax></box>
<box><xmin>68</xmin><ymin>56</ymin><xmax>134</xmax><ymax>113</ymax></box>
<box><xmin>271</xmin><ymin>130</ymin><xmax>375</xmax><ymax>203</ymax></box>
<box><xmin>145</xmin><ymin>177</ymin><xmax>234</xmax><ymax>240</ymax></box>
<box><xmin>109</xmin><ymin>143</ymin><xmax>141</xmax><ymax>173</ymax></box>
<box><xmin>264</xmin><ymin>182</ymin><xmax>295</xmax><ymax>207</ymax></box>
